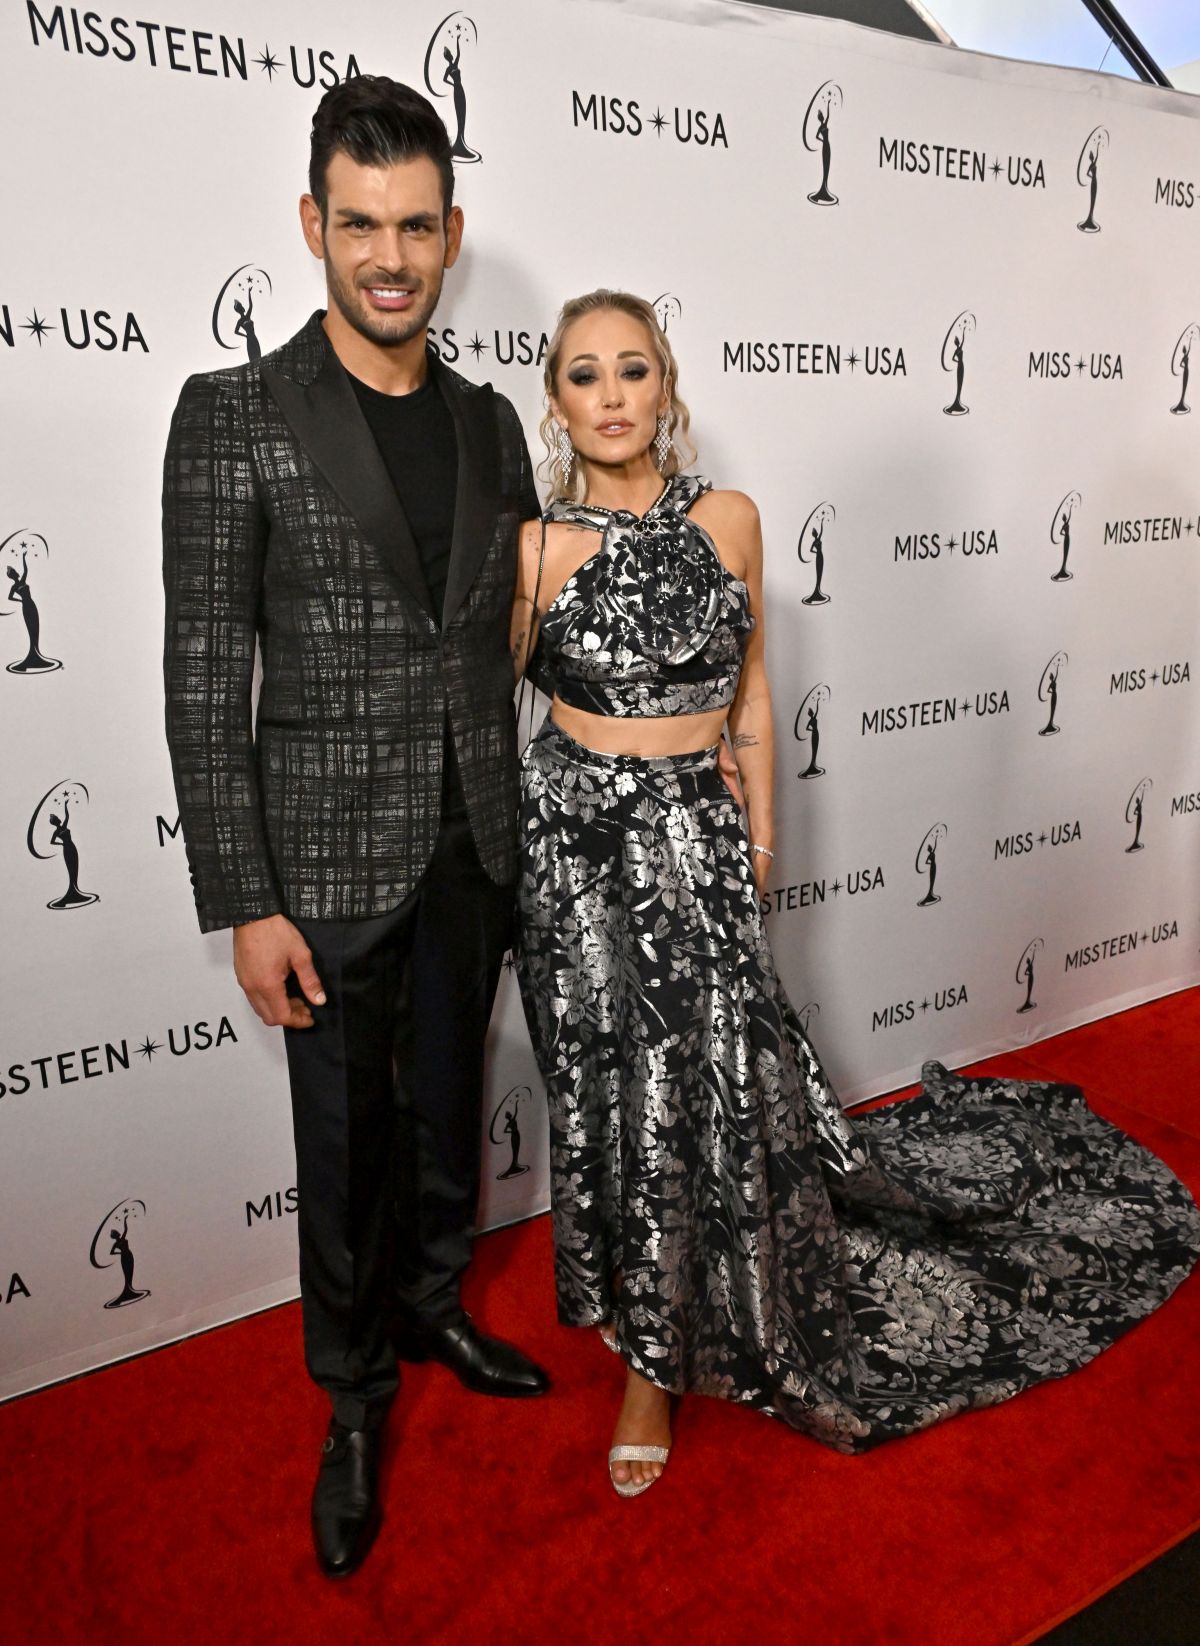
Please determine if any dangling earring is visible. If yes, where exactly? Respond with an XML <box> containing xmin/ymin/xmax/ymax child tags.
<box><xmin>654</xmin><ymin>413</ymin><xmax>672</xmax><ymax>470</ymax></box>
<box><xmin>556</xmin><ymin>422</ymin><xmax>575</xmax><ymax>486</ymax></box>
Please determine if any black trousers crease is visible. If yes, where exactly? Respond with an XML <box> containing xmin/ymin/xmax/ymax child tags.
<box><xmin>283</xmin><ymin>802</ymin><xmax>513</xmax><ymax>1430</ymax></box>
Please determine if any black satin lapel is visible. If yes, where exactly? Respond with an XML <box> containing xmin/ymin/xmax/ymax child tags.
<box><xmin>438</xmin><ymin>365</ymin><xmax>501</xmax><ymax>628</ymax></box>
<box><xmin>262</xmin><ymin>351</ymin><xmax>436</xmax><ymax>623</ymax></box>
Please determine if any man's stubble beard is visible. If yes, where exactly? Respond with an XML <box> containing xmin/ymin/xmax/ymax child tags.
<box><xmin>325</xmin><ymin>254</ymin><xmax>444</xmax><ymax>349</ymax></box>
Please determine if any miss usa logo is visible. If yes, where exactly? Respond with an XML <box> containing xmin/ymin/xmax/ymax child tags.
<box><xmin>212</xmin><ymin>266</ymin><xmax>273</xmax><ymax>362</ymax></box>
<box><xmin>915</xmin><ymin>823</ymin><xmax>947</xmax><ymax>907</ymax></box>
<box><xmin>1170</xmin><ymin>324</ymin><xmax>1198</xmax><ymax>416</ymax></box>
<box><xmin>803</xmin><ymin>82</ymin><xmax>842</xmax><ymax>206</ymax></box>
<box><xmin>489</xmin><ymin>1085</ymin><xmax>533</xmax><ymax>1180</ymax></box>
<box><xmin>1015</xmin><ymin>938</ymin><xmax>1043</xmax><ymax>1014</ymax></box>
<box><xmin>1037</xmin><ymin>651</ymin><xmax>1067</xmax><ymax>738</ymax></box>
<box><xmin>1050</xmin><ymin>492</ymin><xmax>1081</xmax><ymax>583</ymax></box>
<box><xmin>794</xmin><ymin>683</ymin><xmax>831</xmax><ymax>779</ymax></box>
<box><xmin>653</xmin><ymin>293</ymin><xmax>682</xmax><ymax>335</ymax></box>
<box><xmin>27</xmin><ymin>779</ymin><xmax>98</xmax><ymax>910</ymax></box>
<box><xmin>798</xmin><ymin>502</ymin><xmax>835</xmax><ymax>606</ymax></box>
<box><xmin>942</xmin><ymin>311</ymin><xmax>976</xmax><ymax>416</ymax></box>
<box><xmin>1125</xmin><ymin>777</ymin><xmax>1152</xmax><ymax>853</ymax></box>
<box><xmin>1076</xmin><ymin>127</ymin><xmax>1108</xmax><ymax>233</ymax></box>
<box><xmin>2</xmin><ymin>529</ymin><xmax>60</xmax><ymax>673</ymax></box>
<box><xmin>425</xmin><ymin>12</ymin><xmax>482</xmax><ymax>164</ymax></box>
<box><xmin>90</xmin><ymin>1199</ymin><xmax>151</xmax><ymax>1309</ymax></box>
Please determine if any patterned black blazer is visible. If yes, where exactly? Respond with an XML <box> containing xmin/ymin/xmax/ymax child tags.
<box><xmin>163</xmin><ymin>311</ymin><xmax>539</xmax><ymax>933</ymax></box>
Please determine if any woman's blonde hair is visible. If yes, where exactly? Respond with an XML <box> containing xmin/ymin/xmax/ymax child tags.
<box><xmin>539</xmin><ymin>289</ymin><xmax>696</xmax><ymax>502</ymax></box>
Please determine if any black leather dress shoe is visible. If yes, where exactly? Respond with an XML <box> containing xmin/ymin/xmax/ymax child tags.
<box><xmin>311</xmin><ymin>1420</ymin><xmax>383</xmax><ymax>1579</ymax></box>
<box><xmin>396</xmin><ymin>1313</ymin><xmax>551</xmax><ymax>1398</ymax></box>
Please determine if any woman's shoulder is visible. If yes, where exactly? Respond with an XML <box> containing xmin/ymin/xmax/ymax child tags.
<box><xmin>691</xmin><ymin>482</ymin><xmax>761</xmax><ymax>534</ymax></box>
<box><xmin>688</xmin><ymin>481</ymin><xmax>762</xmax><ymax>581</ymax></box>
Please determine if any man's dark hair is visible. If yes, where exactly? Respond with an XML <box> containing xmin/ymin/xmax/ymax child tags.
<box><xmin>309</xmin><ymin>75</ymin><xmax>454</xmax><ymax>222</ymax></box>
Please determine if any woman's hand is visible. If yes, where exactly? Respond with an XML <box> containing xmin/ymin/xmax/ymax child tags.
<box><xmin>705</xmin><ymin>495</ymin><xmax>774</xmax><ymax>900</ymax></box>
<box><xmin>717</xmin><ymin>738</ymin><xmax>745</xmax><ymax>809</ymax></box>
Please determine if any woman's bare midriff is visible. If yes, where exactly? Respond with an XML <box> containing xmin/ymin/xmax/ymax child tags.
<box><xmin>550</xmin><ymin>700</ymin><xmax>728</xmax><ymax>756</ymax></box>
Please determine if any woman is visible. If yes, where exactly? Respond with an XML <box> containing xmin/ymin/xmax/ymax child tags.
<box><xmin>512</xmin><ymin>291</ymin><xmax>1200</xmax><ymax>1497</ymax></box>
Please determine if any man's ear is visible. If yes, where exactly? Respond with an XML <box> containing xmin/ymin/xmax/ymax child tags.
<box><xmin>299</xmin><ymin>193</ymin><xmax>325</xmax><ymax>260</ymax></box>
<box><xmin>444</xmin><ymin>205</ymin><xmax>465</xmax><ymax>269</ymax></box>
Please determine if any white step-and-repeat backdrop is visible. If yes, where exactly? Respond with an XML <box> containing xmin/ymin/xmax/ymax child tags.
<box><xmin>2</xmin><ymin>0</ymin><xmax>1198</xmax><ymax>1399</ymax></box>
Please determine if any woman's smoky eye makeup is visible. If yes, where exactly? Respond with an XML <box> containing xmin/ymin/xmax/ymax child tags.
<box><xmin>566</xmin><ymin>358</ymin><xmax>651</xmax><ymax>387</ymax></box>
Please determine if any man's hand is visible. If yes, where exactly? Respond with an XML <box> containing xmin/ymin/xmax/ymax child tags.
<box><xmin>233</xmin><ymin>914</ymin><xmax>325</xmax><ymax>1029</ymax></box>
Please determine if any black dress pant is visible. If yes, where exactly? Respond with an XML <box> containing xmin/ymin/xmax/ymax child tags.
<box><xmin>283</xmin><ymin>801</ymin><xmax>513</xmax><ymax>1431</ymax></box>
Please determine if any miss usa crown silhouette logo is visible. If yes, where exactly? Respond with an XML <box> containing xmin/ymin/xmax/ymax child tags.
<box><xmin>942</xmin><ymin>312</ymin><xmax>976</xmax><ymax>416</ymax></box>
<box><xmin>1170</xmin><ymin>324</ymin><xmax>1198</xmax><ymax>415</ymax></box>
<box><xmin>212</xmin><ymin>266</ymin><xmax>273</xmax><ymax>362</ymax></box>
<box><xmin>90</xmin><ymin>1199</ymin><xmax>151</xmax><ymax>1309</ymax></box>
<box><xmin>653</xmin><ymin>293</ymin><xmax>682</xmax><ymax>334</ymax></box>
<box><xmin>27</xmin><ymin>780</ymin><xmax>98</xmax><ymax>909</ymax></box>
<box><xmin>803</xmin><ymin>82</ymin><xmax>842</xmax><ymax>206</ymax></box>
<box><xmin>1015</xmin><ymin>938</ymin><xmax>1043</xmax><ymax>1014</ymax></box>
<box><xmin>2</xmin><ymin>530</ymin><xmax>60</xmax><ymax>674</ymax></box>
<box><xmin>1050</xmin><ymin>492</ymin><xmax>1081</xmax><ymax>583</ymax></box>
<box><xmin>915</xmin><ymin>823</ymin><xmax>947</xmax><ymax>907</ymax></box>
<box><xmin>1076</xmin><ymin>127</ymin><xmax>1108</xmax><ymax>233</ymax></box>
<box><xmin>793</xmin><ymin>684</ymin><xmax>830</xmax><ymax>779</ymax></box>
<box><xmin>1125</xmin><ymin>777</ymin><xmax>1152</xmax><ymax>853</ymax></box>
<box><xmin>425</xmin><ymin>12</ymin><xmax>482</xmax><ymax>164</ymax></box>
<box><xmin>798</xmin><ymin>502</ymin><xmax>835</xmax><ymax>606</ymax></box>
<box><xmin>1037</xmin><ymin>652</ymin><xmax>1067</xmax><ymax>737</ymax></box>
<box><xmin>489</xmin><ymin>1085</ymin><xmax>533</xmax><ymax>1180</ymax></box>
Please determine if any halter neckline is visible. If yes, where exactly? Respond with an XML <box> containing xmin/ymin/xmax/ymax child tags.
<box><xmin>544</xmin><ymin>473</ymin><xmax>707</xmax><ymax>531</ymax></box>
<box><xmin>576</xmin><ymin>479</ymin><xmax>670</xmax><ymax>525</ymax></box>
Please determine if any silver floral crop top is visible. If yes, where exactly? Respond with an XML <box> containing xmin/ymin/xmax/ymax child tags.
<box><xmin>529</xmin><ymin>474</ymin><xmax>754</xmax><ymax>717</ymax></box>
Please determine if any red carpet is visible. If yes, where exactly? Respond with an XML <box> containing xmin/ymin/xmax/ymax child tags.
<box><xmin>4</xmin><ymin>990</ymin><xmax>1199</xmax><ymax>1646</ymax></box>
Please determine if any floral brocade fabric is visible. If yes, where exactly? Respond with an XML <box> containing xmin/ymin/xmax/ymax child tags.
<box><xmin>514</xmin><ymin>483</ymin><xmax>1200</xmax><ymax>1454</ymax></box>
<box><xmin>530</xmin><ymin>474</ymin><xmax>753</xmax><ymax>717</ymax></box>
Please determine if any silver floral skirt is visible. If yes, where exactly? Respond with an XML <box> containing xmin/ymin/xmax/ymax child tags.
<box><xmin>515</xmin><ymin>718</ymin><xmax>1200</xmax><ymax>1453</ymax></box>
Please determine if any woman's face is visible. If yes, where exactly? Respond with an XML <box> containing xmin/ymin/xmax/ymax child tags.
<box><xmin>551</xmin><ymin>307</ymin><xmax>667</xmax><ymax>471</ymax></box>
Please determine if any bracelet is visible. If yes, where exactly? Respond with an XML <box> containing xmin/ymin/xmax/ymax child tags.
<box><xmin>750</xmin><ymin>844</ymin><xmax>775</xmax><ymax>860</ymax></box>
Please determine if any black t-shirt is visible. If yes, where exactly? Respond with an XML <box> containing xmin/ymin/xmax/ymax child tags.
<box><xmin>349</xmin><ymin>370</ymin><xmax>459</xmax><ymax>622</ymax></box>
<box><xmin>350</xmin><ymin>369</ymin><xmax>466</xmax><ymax>814</ymax></box>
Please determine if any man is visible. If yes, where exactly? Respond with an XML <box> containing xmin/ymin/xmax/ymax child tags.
<box><xmin>162</xmin><ymin>76</ymin><xmax>548</xmax><ymax>1579</ymax></box>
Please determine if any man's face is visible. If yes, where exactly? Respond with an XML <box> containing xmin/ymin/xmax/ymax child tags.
<box><xmin>300</xmin><ymin>151</ymin><xmax>462</xmax><ymax>348</ymax></box>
